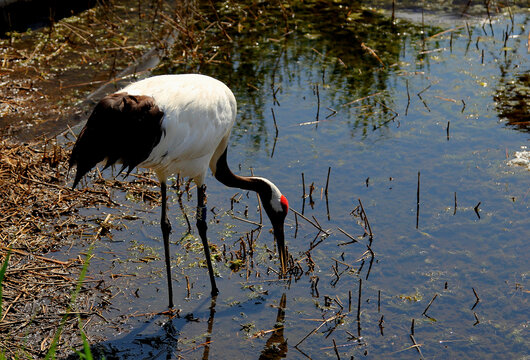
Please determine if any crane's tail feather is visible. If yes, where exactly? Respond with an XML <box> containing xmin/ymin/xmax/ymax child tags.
<box><xmin>69</xmin><ymin>93</ymin><xmax>164</xmax><ymax>188</ymax></box>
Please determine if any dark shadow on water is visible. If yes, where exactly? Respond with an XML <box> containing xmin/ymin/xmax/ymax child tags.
<box><xmin>0</xmin><ymin>0</ymin><xmax>97</xmax><ymax>36</ymax></box>
<box><xmin>66</xmin><ymin>295</ymin><xmax>216</xmax><ymax>360</ymax></box>
<box><xmin>66</xmin><ymin>314</ymin><xmax>181</xmax><ymax>360</ymax></box>
<box><xmin>67</xmin><ymin>293</ymin><xmax>289</xmax><ymax>359</ymax></box>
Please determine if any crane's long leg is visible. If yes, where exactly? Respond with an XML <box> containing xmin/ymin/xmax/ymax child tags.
<box><xmin>160</xmin><ymin>181</ymin><xmax>174</xmax><ymax>308</ymax></box>
<box><xmin>196</xmin><ymin>184</ymin><xmax>219</xmax><ymax>296</ymax></box>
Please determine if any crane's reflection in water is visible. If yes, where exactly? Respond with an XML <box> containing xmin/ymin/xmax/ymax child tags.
<box><xmin>78</xmin><ymin>292</ymin><xmax>288</xmax><ymax>359</ymax></box>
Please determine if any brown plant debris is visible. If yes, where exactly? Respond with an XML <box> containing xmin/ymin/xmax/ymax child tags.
<box><xmin>0</xmin><ymin>138</ymin><xmax>159</xmax><ymax>358</ymax></box>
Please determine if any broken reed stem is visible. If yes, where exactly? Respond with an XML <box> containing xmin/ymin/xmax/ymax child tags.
<box><xmin>405</xmin><ymin>79</ymin><xmax>410</xmax><ymax>116</ymax></box>
<box><xmin>411</xmin><ymin>318</ymin><xmax>415</xmax><ymax>336</ymax></box>
<box><xmin>290</xmin><ymin>207</ymin><xmax>330</xmax><ymax>235</ymax></box>
<box><xmin>365</xmin><ymin>245</ymin><xmax>375</xmax><ymax>280</ymax></box>
<box><xmin>410</xmin><ymin>334</ymin><xmax>424</xmax><ymax>359</ymax></box>
<box><xmin>378</xmin><ymin>290</ymin><xmax>381</xmax><ymax>312</ymax></box>
<box><xmin>185</xmin><ymin>275</ymin><xmax>191</xmax><ymax>298</ymax></box>
<box><xmin>422</xmin><ymin>293</ymin><xmax>438</xmax><ymax>316</ymax></box>
<box><xmin>301</xmin><ymin>173</ymin><xmax>306</xmax><ymax>198</ymax></box>
<box><xmin>295</xmin><ymin>314</ymin><xmax>343</xmax><ymax>347</ymax></box>
<box><xmin>294</xmin><ymin>211</ymin><xmax>299</xmax><ymax>238</ymax></box>
<box><xmin>357</xmin><ymin>278</ymin><xmax>362</xmax><ymax>322</ymax></box>
<box><xmin>446</xmin><ymin>121</ymin><xmax>450</xmax><ymax>140</ymax></box>
<box><xmin>361</xmin><ymin>42</ymin><xmax>385</xmax><ymax>68</ymax></box>
<box><xmin>324</xmin><ymin>167</ymin><xmax>331</xmax><ymax>195</ymax></box>
<box><xmin>416</xmin><ymin>171</ymin><xmax>420</xmax><ymax>229</ymax></box>
<box><xmin>337</xmin><ymin>227</ymin><xmax>358</xmax><ymax>243</ymax></box>
<box><xmin>357</xmin><ymin>198</ymin><xmax>373</xmax><ymax>238</ymax></box>
<box><xmin>472</xmin><ymin>287</ymin><xmax>480</xmax><ymax>301</ymax></box>
<box><xmin>454</xmin><ymin>192</ymin><xmax>457</xmax><ymax>215</ymax></box>
<box><xmin>231</xmin><ymin>215</ymin><xmax>263</xmax><ymax>227</ymax></box>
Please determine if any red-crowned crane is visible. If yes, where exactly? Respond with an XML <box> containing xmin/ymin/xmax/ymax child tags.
<box><xmin>69</xmin><ymin>74</ymin><xmax>289</xmax><ymax>308</ymax></box>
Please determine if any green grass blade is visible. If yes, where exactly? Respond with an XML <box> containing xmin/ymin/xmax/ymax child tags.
<box><xmin>45</xmin><ymin>244</ymin><xmax>95</xmax><ymax>359</ymax></box>
<box><xmin>0</xmin><ymin>249</ymin><xmax>11</xmax><ymax>320</ymax></box>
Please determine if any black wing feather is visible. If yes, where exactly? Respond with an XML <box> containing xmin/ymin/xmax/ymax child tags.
<box><xmin>69</xmin><ymin>92</ymin><xmax>164</xmax><ymax>188</ymax></box>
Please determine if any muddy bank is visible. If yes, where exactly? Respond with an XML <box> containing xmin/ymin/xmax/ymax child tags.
<box><xmin>0</xmin><ymin>0</ymin><xmax>175</xmax><ymax>141</ymax></box>
<box><xmin>1</xmin><ymin>0</ymin><xmax>97</xmax><ymax>36</ymax></box>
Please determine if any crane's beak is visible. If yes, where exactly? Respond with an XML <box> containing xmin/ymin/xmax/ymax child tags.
<box><xmin>273</xmin><ymin>222</ymin><xmax>287</xmax><ymax>276</ymax></box>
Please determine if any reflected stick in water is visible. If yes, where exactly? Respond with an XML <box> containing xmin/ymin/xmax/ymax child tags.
<box><xmin>474</xmin><ymin>201</ymin><xmax>481</xmax><ymax>219</ymax></box>
<box><xmin>471</xmin><ymin>287</ymin><xmax>480</xmax><ymax>310</ymax></box>
<box><xmin>357</xmin><ymin>278</ymin><xmax>362</xmax><ymax>337</ymax></box>
<box><xmin>315</xmin><ymin>84</ymin><xmax>320</xmax><ymax>122</ymax></box>
<box><xmin>325</xmin><ymin>167</ymin><xmax>331</xmax><ymax>220</ymax></box>
<box><xmin>473</xmin><ymin>312</ymin><xmax>480</xmax><ymax>326</ymax></box>
<box><xmin>270</xmin><ymin>108</ymin><xmax>279</xmax><ymax>158</ymax></box>
<box><xmin>337</xmin><ymin>227</ymin><xmax>358</xmax><ymax>245</ymax></box>
<box><xmin>454</xmin><ymin>191</ymin><xmax>457</xmax><ymax>215</ymax></box>
<box><xmin>392</xmin><ymin>0</ymin><xmax>396</xmax><ymax>26</ymax></box>
<box><xmin>201</xmin><ymin>295</ymin><xmax>217</xmax><ymax>360</ymax></box>
<box><xmin>332</xmin><ymin>338</ymin><xmax>340</xmax><ymax>360</ymax></box>
<box><xmin>301</xmin><ymin>172</ymin><xmax>306</xmax><ymax>215</ymax></box>
<box><xmin>405</xmin><ymin>79</ymin><xmax>410</xmax><ymax>116</ymax></box>
<box><xmin>379</xmin><ymin>315</ymin><xmax>384</xmax><ymax>336</ymax></box>
<box><xmin>259</xmin><ymin>293</ymin><xmax>288</xmax><ymax>359</ymax></box>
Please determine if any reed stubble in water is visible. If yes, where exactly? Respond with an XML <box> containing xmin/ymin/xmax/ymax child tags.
<box><xmin>416</xmin><ymin>171</ymin><xmax>420</xmax><ymax>229</ymax></box>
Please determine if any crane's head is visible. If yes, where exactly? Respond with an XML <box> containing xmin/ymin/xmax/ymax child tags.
<box><xmin>255</xmin><ymin>178</ymin><xmax>289</xmax><ymax>275</ymax></box>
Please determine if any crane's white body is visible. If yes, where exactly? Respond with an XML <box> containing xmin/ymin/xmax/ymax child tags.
<box><xmin>122</xmin><ymin>74</ymin><xmax>237</xmax><ymax>183</ymax></box>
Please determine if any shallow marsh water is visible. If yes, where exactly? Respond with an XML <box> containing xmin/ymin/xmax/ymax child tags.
<box><xmin>55</xmin><ymin>5</ymin><xmax>530</xmax><ymax>360</ymax></box>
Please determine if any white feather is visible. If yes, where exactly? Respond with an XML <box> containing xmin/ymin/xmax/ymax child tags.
<box><xmin>254</xmin><ymin>177</ymin><xmax>284</xmax><ymax>212</ymax></box>
<box><xmin>121</xmin><ymin>74</ymin><xmax>237</xmax><ymax>182</ymax></box>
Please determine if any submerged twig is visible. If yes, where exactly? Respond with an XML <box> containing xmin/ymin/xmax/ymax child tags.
<box><xmin>422</xmin><ymin>293</ymin><xmax>438</xmax><ymax>316</ymax></box>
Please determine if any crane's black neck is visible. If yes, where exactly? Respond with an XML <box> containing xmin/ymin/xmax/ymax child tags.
<box><xmin>214</xmin><ymin>148</ymin><xmax>271</xmax><ymax>200</ymax></box>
